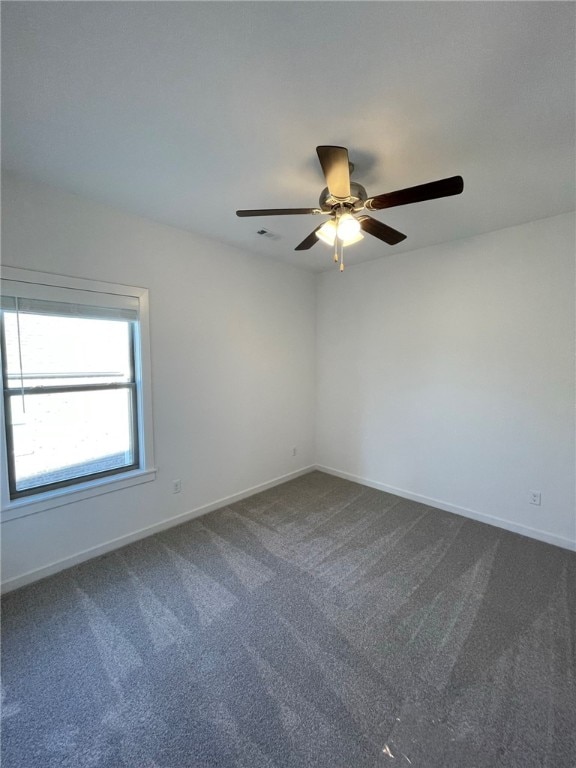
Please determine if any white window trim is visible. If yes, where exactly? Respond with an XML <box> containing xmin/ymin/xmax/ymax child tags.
<box><xmin>0</xmin><ymin>266</ymin><xmax>157</xmax><ymax>522</ymax></box>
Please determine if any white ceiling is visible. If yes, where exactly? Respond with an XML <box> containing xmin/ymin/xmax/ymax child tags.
<box><xmin>2</xmin><ymin>2</ymin><xmax>575</xmax><ymax>272</ymax></box>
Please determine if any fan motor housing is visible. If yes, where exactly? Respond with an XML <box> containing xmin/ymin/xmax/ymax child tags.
<box><xmin>319</xmin><ymin>182</ymin><xmax>367</xmax><ymax>211</ymax></box>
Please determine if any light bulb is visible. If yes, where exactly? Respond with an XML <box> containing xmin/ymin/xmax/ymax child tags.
<box><xmin>336</xmin><ymin>212</ymin><xmax>361</xmax><ymax>241</ymax></box>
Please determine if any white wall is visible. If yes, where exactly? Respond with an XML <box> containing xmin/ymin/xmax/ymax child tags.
<box><xmin>2</xmin><ymin>175</ymin><xmax>574</xmax><ymax>591</ymax></box>
<box><xmin>316</xmin><ymin>213</ymin><xmax>576</xmax><ymax>550</ymax></box>
<box><xmin>1</xmin><ymin>173</ymin><xmax>317</xmax><ymax>588</ymax></box>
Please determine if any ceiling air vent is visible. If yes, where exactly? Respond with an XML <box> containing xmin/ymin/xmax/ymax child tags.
<box><xmin>256</xmin><ymin>228</ymin><xmax>280</xmax><ymax>241</ymax></box>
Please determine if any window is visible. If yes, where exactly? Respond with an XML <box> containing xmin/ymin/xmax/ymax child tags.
<box><xmin>0</xmin><ymin>268</ymin><xmax>155</xmax><ymax>519</ymax></box>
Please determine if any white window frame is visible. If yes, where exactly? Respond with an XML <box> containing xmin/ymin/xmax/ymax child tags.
<box><xmin>0</xmin><ymin>267</ymin><xmax>156</xmax><ymax>522</ymax></box>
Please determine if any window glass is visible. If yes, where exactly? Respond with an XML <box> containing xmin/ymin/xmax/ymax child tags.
<box><xmin>3</xmin><ymin>313</ymin><xmax>133</xmax><ymax>388</ymax></box>
<box><xmin>9</xmin><ymin>388</ymin><xmax>137</xmax><ymax>493</ymax></box>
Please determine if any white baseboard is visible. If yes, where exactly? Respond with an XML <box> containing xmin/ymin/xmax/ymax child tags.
<box><xmin>1</xmin><ymin>466</ymin><xmax>316</xmax><ymax>593</ymax></box>
<box><xmin>316</xmin><ymin>464</ymin><xmax>576</xmax><ymax>553</ymax></box>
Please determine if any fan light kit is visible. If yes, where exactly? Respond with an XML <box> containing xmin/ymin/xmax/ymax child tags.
<box><xmin>316</xmin><ymin>216</ymin><xmax>364</xmax><ymax>247</ymax></box>
<box><xmin>237</xmin><ymin>146</ymin><xmax>464</xmax><ymax>272</ymax></box>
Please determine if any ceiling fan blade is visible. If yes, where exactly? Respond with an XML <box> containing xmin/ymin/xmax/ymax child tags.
<box><xmin>236</xmin><ymin>208</ymin><xmax>317</xmax><ymax>217</ymax></box>
<box><xmin>358</xmin><ymin>215</ymin><xmax>407</xmax><ymax>245</ymax></box>
<box><xmin>294</xmin><ymin>224</ymin><xmax>324</xmax><ymax>251</ymax></box>
<box><xmin>316</xmin><ymin>145</ymin><xmax>351</xmax><ymax>199</ymax></box>
<box><xmin>366</xmin><ymin>175</ymin><xmax>464</xmax><ymax>211</ymax></box>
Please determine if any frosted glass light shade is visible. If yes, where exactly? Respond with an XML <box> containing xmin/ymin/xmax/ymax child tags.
<box><xmin>316</xmin><ymin>218</ymin><xmax>364</xmax><ymax>247</ymax></box>
<box><xmin>341</xmin><ymin>230</ymin><xmax>364</xmax><ymax>246</ymax></box>
<box><xmin>316</xmin><ymin>220</ymin><xmax>337</xmax><ymax>246</ymax></box>
<box><xmin>337</xmin><ymin>213</ymin><xmax>361</xmax><ymax>240</ymax></box>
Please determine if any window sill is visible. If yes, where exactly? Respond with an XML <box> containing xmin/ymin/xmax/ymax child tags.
<box><xmin>0</xmin><ymin>468</ymin><xmax>157</xmax><ymax>522</ymax></box>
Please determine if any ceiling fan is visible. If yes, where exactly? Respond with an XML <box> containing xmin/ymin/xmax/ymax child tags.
<box><xmin>237</xmin><ymin>146</ymin><xmax>463</xmax><ymax>270</ymax></box>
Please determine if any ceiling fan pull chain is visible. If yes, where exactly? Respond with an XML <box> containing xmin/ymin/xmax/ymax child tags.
<box><xmin>333</xmin><ymin>235</ymin><xmax>339</xmax><ymax>263</ymax></box>
<box><xmin>340</xmin><ymin>242</ymin><xmax>345</xmax><ymax>272</ymax></box>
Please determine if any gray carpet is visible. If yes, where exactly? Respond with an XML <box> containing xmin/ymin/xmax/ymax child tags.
<box><xmin>2</xmin><ymin>471</ymin><xmax>575</xmax><ymax>767</ymax></box>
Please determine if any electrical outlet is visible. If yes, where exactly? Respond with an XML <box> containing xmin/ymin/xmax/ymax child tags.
<box><xmin>173</xmin><ymin>479</ymin><xmax>181</xmax><ymax>494</ymax></box>
<box><xmin>529</xmin><ymin>490</ymin><xmax>541</xmax><ymax>506</ymax></box>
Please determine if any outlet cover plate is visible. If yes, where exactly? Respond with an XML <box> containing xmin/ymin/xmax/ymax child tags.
<box><xmin>529</xmin><ymin>490</ymin><xmax>541</xmax><ymax>506</ymax></box>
